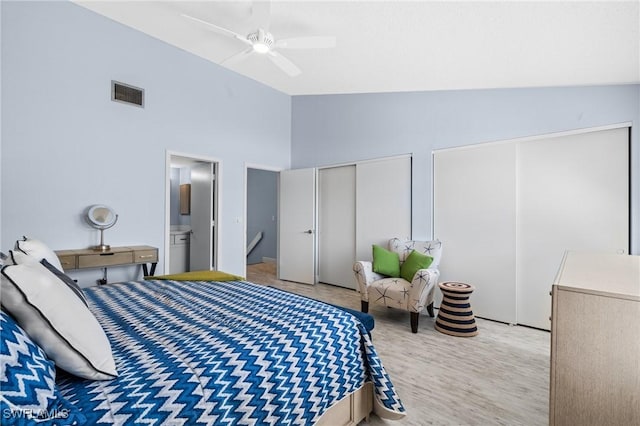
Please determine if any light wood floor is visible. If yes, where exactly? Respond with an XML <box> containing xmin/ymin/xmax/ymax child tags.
<box><xmin>247</xmin><ymin>262</ymin><xmax>550</xmax><ymax>426</ymax></box>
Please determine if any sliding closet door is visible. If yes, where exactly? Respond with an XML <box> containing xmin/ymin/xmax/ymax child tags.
<box><xmin>355</xmin><ymin>157</ymin><xmax>412</xmax><ymax>262</ymax></box>
<box><xmin>434</xmin><ymin>126</ymin><xmax>630</xmax><ymax>328</ymax></box>
<box><xmin>318</xmin><ymin>166</ymin><xmax>356</xmax><ymax>289</ymax></box>
<box><xmin>433</xmin><ymin>143</ymin><xmax>518</xmax><ymax>324</ymax></box>
<box><xmin>516</xmin><ymin>127</ymin><xmax>629</xmax><ymax>329</ymax></box>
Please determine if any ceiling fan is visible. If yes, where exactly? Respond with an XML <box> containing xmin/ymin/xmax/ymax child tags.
<box><xmin>181</xmin><ymin>2</ymin><xmax>336</xmax><ymax>77</ymax></box>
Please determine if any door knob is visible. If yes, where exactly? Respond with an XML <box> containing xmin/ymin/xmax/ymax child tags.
<box><xmin>304</xmin><ymin>230</ymin><xmax>313</xmax><ymax>234</ymax></box>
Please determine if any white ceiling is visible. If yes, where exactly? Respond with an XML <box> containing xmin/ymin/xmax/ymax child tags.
<box><xmin>74</xmin><ymin>0</ymin><xmax>640</xmax><ymax>96</ymax></box>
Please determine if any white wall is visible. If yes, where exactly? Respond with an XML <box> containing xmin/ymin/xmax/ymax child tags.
<box><xmin>1</xmin><ymin>1</ymin><xmax>291</xmax><ymax>284</ymax></box>
<box><xmin>292</xmin><ymin>86</ymin><xmax>640</xmax><ymax>254</ymax></box>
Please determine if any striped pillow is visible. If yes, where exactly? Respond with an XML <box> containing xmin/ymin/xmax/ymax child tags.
<box><xmin>0</xmin><ymin>311</ymin><xmax>86</xmax><ymax>424</ymax></box>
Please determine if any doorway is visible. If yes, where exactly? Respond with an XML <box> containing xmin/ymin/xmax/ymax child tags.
<box><xmin>244</xmin><ymin>165</ymin><xmax>281</xmax><ymax>278</ymax></box>
<box><xmin>165</xmin><ymin>151</ymin><xmax>219</xmax><ymax>274</ymax></box>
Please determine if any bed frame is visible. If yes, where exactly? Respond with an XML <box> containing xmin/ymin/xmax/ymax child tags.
<box><xmin>316</xmin><ymin>382</ymin><xmax>373</xmax><ymax>426</ymax></box>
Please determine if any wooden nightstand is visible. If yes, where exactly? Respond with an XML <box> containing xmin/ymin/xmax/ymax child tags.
<box><xmin>55</xmin><ymin>245</ymin><xmax>158</xmax><ymax>280</ymax></box>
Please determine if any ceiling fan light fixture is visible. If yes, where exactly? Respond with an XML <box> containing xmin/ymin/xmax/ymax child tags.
<box><xmin>253</xmin><ymin>42</ymin><xmax>270</xmax><ymax>54</ymax></box>
<box><xmin>248</xmin><ymin>29</ymin><xmax>274</xmax><ymax>54</ymax></box>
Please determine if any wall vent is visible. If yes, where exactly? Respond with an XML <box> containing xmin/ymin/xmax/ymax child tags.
<box><xmin>111</xmin><ymin>80</ymin><xmax>144</xmax><ymax>108</ymax></box>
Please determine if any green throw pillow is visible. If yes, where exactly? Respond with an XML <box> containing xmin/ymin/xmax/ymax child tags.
<box><xmin>372</xmin><ymin>245</ymin><xmax>400</xmax><ymax>277</ymax></box>
<box><xmin>400</xmin><ymin>250</ymin><xmax>434</xmax><ymax>282</ymax></box>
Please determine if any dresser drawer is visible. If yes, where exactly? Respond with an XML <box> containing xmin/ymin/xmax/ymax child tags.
<box><xmin>78</xmin><ymin>251</ymin><xmax>133</xmax><ymax>269</ymax></box>
<box><xmin>58</xmin><ymin>255</ymin><xmax>77</xmax><ymax>271</ymax></box>
<box><xmin>133</xmin><ymin>248</ymin><xmax>158</xmax><ymax>264</ymax></box>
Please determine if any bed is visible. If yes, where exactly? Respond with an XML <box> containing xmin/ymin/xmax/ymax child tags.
<box><xmin>1</xmin><ymin>241</ymin><xmax>406</xmax><ymax>425</ymax></box>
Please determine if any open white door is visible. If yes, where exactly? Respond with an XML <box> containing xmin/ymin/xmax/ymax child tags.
<box><xmin>190</xmin><ymin>162</ymin><xmax>214</xmax><ymax>271</ymax></box>
<box><xmin>278</xmin><ymin>168</ymin><xmax>316</xmax><ymax>284</ymax></box>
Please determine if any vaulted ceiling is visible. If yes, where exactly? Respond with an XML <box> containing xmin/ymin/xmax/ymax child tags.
<box><xmin>74</xmin><ymin>1</ymin><xmax>640</xmax><ymax>96</ymax></box>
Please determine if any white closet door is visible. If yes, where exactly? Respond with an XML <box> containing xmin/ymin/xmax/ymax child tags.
<box><xmin>516</xmin><ymin>127</ymin><xmax>629</xmax><ymax>329</ymax></box>
<box><xmin>355</xmin><ymin>157</ymin><xmax>412</xmax><ymax>262</ymax></box>
<box><xmin>318</xmin><ymin>166</ymin><xmax>356</xmax><ymax>289</ymax></box>
<box><xmin>433</xmin><ymin>143</ymin><xmax>518</xmax><ymax>323</ymax></box>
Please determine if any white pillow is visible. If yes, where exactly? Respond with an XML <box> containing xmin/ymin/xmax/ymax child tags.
<box><xmin>14</xmin><ymin>236</ymin><xmax>64</xmax><ymax>272</ymax></box>
<box><xmin>9</xmin><ymin>250</ymin><xmax>89</xmax><ymax>307</ymax></box>
<box><xmin>0</xmin><ymin>257</ymin><xmax>117</xmax><ymax>380</ymax></box>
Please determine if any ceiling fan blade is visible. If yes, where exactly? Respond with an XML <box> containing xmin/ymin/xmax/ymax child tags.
<box><xmin>275</xmin><ymin>36</ymin><xmax>336</xmax><ymax>49</ymax></box>
<box><xmin>251</xmin><ymin>0</ymin><xmax>272</xmax><ymax>31</ymax></box>
<box><xmin>221</xmin><ymin>47</ymin><xmax>254</xmax><ymax>66</ymax></box>
<box><xmin>181</xmin><ymin>14</ymin><xmax>251</xmax><ymax>45</ymax></box>
<box><xmin>267</xmin><ymin>51</ymin><xmax>301</xmax><ymax>77</ymax></box>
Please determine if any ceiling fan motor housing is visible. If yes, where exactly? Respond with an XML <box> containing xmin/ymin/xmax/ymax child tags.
<box><xmin>248</xmin><ymin>28</ymin><xmax>274</xmax><ymax>52</ymax></box>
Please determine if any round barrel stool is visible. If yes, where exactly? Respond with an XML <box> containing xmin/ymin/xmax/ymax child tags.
<box><xmin>435</xmin><ymin>282</ymin><xmax>478</xmax><ymax>337</ymax></box>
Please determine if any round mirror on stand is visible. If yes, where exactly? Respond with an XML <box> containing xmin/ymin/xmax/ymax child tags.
<box><xmin>85</xmin><ymin>205</ymin><xmax>118</xmax><ymax>252</ymax></box>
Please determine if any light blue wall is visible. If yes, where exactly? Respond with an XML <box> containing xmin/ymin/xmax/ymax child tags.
<box><xmin>246</xmin><ymin>168</ymin><xmax>278</xmax><ymax>265</ymax></box>
<box><xmin>292</xmin><ymin>85</ymin><xmax>640</xmax><ymax>254</ymax></box>
<box><xmin>2</xmin><ymin>1</ymin><xmax>639</xmax><ymax>288</ymax></box>
<box><xmin>1</xmin><ymin>1</ymin><xmax>291</xmax><ymax>284</ymax></box>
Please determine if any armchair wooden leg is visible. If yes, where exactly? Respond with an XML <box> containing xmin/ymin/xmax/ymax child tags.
<box><xmin>410</xmin><ymin>312</ymin><xmax>419</xmax><ymax>333</ymax></box>
<box><xmin>426</xmin><ymin>302</ymin><xmax>434</xmax><ymax>317</ymax></box>
<box><xmin>361</xmin><ymin>301</ymin><xmax>369</xmax><ymax>313</ymax></box>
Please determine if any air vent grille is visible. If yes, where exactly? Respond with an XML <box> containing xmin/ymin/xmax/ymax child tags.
<box><xmin>111</xmin><ymin>81</ymin><xmax>144</xmax><ymax>107</ymax></box>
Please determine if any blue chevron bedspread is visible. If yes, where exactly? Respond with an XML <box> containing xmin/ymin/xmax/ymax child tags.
<box><xmin>56</xmin><ymin>279</ymin><xmax>405</xmax><ymax>425</ymax></box>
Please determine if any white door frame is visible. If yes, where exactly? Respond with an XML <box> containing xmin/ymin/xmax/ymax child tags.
<box><xmin>165</xmin><ymin>150</ymin><xmax>222</xmax><ymax>274</ymax></box>
<box><xmin>243</xmin><ymin>163</ymin><xmax>283</xmax><ymax>278</ymax></box>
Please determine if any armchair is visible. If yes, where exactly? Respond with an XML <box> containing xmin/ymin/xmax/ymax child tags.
<box><xmin>353</xmin><ymin>238</ymin><xmax>442</xmax><ymax>333</ymax></box>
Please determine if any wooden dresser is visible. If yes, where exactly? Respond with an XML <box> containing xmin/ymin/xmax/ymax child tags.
<box><xmin>55</xmin><ymin>245</ymin><xmax>158</xmax><ymax>277</ymax></box>
<box><xmin>549</xmin><ymin>251</ymin><xmax>640</xmax><ymax>426</ymax></box>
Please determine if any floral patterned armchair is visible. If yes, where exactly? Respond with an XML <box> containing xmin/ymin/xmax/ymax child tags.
<box><xmin>353</xmin><ymin>238</ymin><xmax>442</xmax><ymax>333</ymax></box>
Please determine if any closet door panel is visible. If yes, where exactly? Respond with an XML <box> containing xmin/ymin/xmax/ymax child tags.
<box><xmin>318</xmin><ymin>166</ymin><xmax>357</xmax><ymax>289</ymax></box>
<box><xmin>516</xmin><ymin>127</ymin><xmax>629</xmax><ymax>330</ymax></box>
<box><xmin>355</xmin><ymin>157</ymin><xmax>412</xmax><ymax>262</ymax></box>
<box><xmin>433</xmin><ymin>144</ymin><xmax>517</xmax><ymax>324</ymax></box>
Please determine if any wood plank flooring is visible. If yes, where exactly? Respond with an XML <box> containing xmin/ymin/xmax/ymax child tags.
<box><xmin>247</xmin><ymin>262</ymin><xmax>550</xmax><ymax>426</ymax></box>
